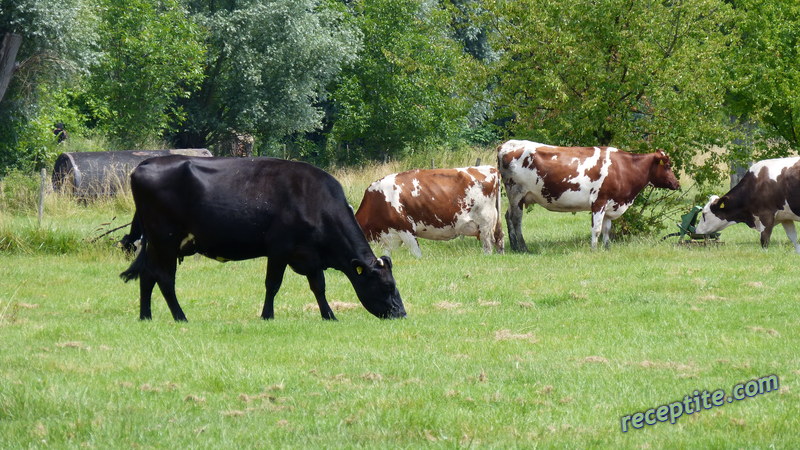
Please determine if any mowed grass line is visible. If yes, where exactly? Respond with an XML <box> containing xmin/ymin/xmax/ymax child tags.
<box><xmin>1</xmin><ymin>206</ymin><xmax>800</xmax><ymax>447</ymax></box>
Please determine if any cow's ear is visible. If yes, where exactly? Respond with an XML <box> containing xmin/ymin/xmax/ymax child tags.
<box><xmin>713</xmin><ymin>195</ymin><xmax>726</xmax><ymax>209</ymax></box>
<box><xmin>351</xmin><ymin>259</ymin><xmax>367</xmax><ymax>275</ymax></box>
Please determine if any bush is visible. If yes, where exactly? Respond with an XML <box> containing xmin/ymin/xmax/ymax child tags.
<box><xmin>0</xmin><ymin>170</ymin><xmax>42</xmax><ymax>213</ymax></box>
<box><xmin>613</xmin><ymin>187</ymin><xmax>692</xmax><ymax>238</ymax></box>
<box><xmin>0</xmin><ymin>222</ymin><xmax>84</xmax><ymax>254</ymax></box>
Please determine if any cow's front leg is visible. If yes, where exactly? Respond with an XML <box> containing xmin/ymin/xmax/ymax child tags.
<box><xmin>261</xmin><ymin>259</ymin><xmax>287</xmax><ymax>320</ymax></box>
<box><xmin>781</xmin><ymin>221</ymin><xmax>800</xmax><ymax>253</ymax></box>
<box><xmin>758</xmin><ymin>215</ymin><xmax>775</xmax><ymax>249</ymax></box>
<box><xmin>307</xmin><ymin>270</ymin><xmax>336</xmax><ymax>321</ymax></box>
<box><xmin>590</xmin><ymin>209</ymin><xmax>606</xmax><ymax>250</ymax></box>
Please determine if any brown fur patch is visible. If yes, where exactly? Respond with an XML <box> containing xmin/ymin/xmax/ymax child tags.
<box><xmin>500</xmin><ymin>142</ymin><xmax>679</xmax><ymax>208</ymax></box>
<box><xmin>355</xmin><ymin>167</ymin><xmax>500</xmax><ymax>241</ymax></box>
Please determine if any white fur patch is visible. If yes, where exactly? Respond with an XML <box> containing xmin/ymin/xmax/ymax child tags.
<box><xmin>368</xmin><ymin>173</ymin><xmax>404</xmax><ymax>214</ymax></box>
<box><xmin>411</xmin><ymin>178</ymin><xmax>421</xmax><ymax>197</ymax></box>
<box><xmin>748</xmin><ymin>157</ymin><xmax>800</xmax><ymax>181</ymax></box>
<box><xmin>180</xmin><ymin>233</ymin><xmax>195</xmax><ymax>251</ymax></box>
<box><xmin>373</xmin><ymin>165</ymin><xmax>500</xmax><ymax>256</ymax></box>
<box><xmin>694</xmin><ymin>196</ymin><xmax>735</xmax><ymax>234</ymax></box>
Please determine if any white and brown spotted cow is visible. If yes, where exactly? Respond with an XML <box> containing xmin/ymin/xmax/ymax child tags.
<box><xmin>497</xmin><ymin>140</ymin><xmax>680</xmax><ymax>251</ymax></box>
<box><xmin>355</xmin><ymin>166</ymin><xmax>504</xmax><ymax>257</ymax></box>
<box><xmin>695</xmin><ymin>157</ymin><xmax>800</xmax><ymax>253</ymax></box>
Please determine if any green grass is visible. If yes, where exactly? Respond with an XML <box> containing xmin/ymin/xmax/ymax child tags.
<box><xmin>1</xmin><ymin>170</ymin><xmax>800</xmax><ymax>447</ymax></box>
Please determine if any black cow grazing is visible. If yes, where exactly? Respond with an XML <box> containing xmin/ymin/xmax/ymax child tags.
<box><xmin>695</xmin><ymin>157</ymin><xmax>800</xmax><ymax>253</ymax></box>
<box><xmin>119</xmin><ymin>156</ymin><xmax>407</xmax><ymax>321</ymax></box>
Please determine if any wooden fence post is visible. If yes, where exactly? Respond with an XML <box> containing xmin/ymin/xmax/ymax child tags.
<box><xmin>38</xmin><ymin>168</ymin><xmax>46</xmax><ymax>226</ymax></box>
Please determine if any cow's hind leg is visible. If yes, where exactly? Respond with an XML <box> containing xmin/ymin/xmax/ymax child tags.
<box><xmin>261</xmin><ymin>259</ymin><xmax>287</xmax><ymax>319</ymax></box>
<box><xmin>139</xmin><ymin>272</ymin><xmax>156</xmax><ymax>320</ymax></box>
<box><xmin>307</xmin><ymin>270</ymin><xmax>336</xmax><ymax>320</ymax></box>
<box><xmin>493</xmin><ymin>220</ymin><xmax>505</xmax><ymax>254</ymax></box>
<box><xmin>398</xmin><ymin>231</ymin><xmax>422</xmax><ymax>258</ymax></box>
<box><xmin>781</xmin><ymin>221</ymin><xmax>800</xmax><ymax>253</ymax></box>
<box><xmin>479</xmin><ymin>230</ymin><xmax>494</xmax><ymax>254</ymax></box>
<box><xmin>505</xmin><ymin>199</ymin><xmax>528</xmax><ymax>253</ymax></box>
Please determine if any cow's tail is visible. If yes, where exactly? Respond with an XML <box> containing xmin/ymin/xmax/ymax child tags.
<box><xmin>120</xmin><ymin>212</ymin><xmax>146</xmax><ymax>282</ymax></box>
<box><xmin>493</xmin><ymin>173</ymin><xmax>505</xmax><ymax>253</ymax></box>
<box><xmin>119</xmin><ymin>210</ymin><xmax>142</xmax><ymax>255</ymax></box>
<box><xmin>120</xmin><ymin>237</ymin><xmax>146</xmax><ymax>282</ymax></box>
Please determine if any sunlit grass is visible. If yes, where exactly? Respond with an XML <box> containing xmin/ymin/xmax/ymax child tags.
<box><xmin>1</xmin><ymin>166</ymin><xmax>799</xmax><ymax>447</ymax></box>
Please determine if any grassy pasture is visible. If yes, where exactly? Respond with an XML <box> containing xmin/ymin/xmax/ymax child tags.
<box><xmin>1</xmin><ymin>160</ymin><xmax>799</xmax><ymax>448</ymax></box>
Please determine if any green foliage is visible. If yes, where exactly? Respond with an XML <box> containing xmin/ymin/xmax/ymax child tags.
<box><xmin>726</xmin><ymin>0</ymin><xmax>800</xmax><ymax>158</ymax></box>
<box><xmin>0</xmin><ymin>169</ymin><xmax>41</xmax><ymax>211</ymax></box>
<box><xmin>328</xmin><ymin>0</ymin><xmax>484</xmax><ymax>160</ymax></box>
<box><xmin>175</xmin><ymin>0</ymin><xmax>359</xmax><ymax>149</ymax></box>
<box><xmin>0</xmin><ymin>0</ymin><xmax>99</xmax><ymax>78</ymax></box>
<box><xmin>487</xmin><ymin>0</ymin><xmax>736</xmax><ymax>176</ymax></box>
<box><xmin>84</xmin><ymin>0</ymin><xmax>205</xmax><ymax>147</ymax></box>
<box><xmin>0</xmin><ymin>85</ymin><xmax>84</xmax><ymax>172</ymax></box>
<box><xmin>0</xmin><ymin>223</ymin><xmax>85</xmax><ymax>254</ymax></box>
<box><xmin>0</xmin><ymin>0</ymin><xmax>98</xmax><ymax>170</ymax></box>
<box><xmin>614</xmin><ymin>186</ymin><xmax>691</xmax><ymax>237</ymax></box>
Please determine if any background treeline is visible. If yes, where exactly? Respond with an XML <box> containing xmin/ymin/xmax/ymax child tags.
<box><xmin>1</xmin><ymin>0</ymin><xmax>798</xmax><ymax>181</ymax></box>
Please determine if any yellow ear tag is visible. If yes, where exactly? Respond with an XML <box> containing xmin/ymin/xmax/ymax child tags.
<box><xmin>356</xmin><ymin>266</ymin><xmax>363</xmax><ymax>275</ymax></box>
<box><xmin>659</xmin><ymin>160</ymin><xmax>664</xmax><ymax>165</ymax></box>
<box><xmin>719</xmin><ymin>202</ymin><xmax>725</xmax><ymax>209</ymax></box>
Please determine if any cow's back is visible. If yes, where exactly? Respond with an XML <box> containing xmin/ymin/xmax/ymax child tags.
<box><xmin>130</xmin><ymin>156</ymin><xmax>353</xmax><ymax>261</ymax></box>
<box><xmin>355</xmin><ymin>166</ymin><xmax>503</xmax><ymax>254</ymax></box>
<box><xmin>746</xmin><ymin>157</ymin><xmax>800</xmax><ymax>218</ymax></box>
<box><xmin>498</xmin><ymin>140</ymin><xmax>617</xmax><ymax>212</ymax></box>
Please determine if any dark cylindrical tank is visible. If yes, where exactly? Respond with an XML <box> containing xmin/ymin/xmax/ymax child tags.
<box><xmin>52</xmin><ymin>149</ymin><xmax>212</xmax><ymax>198</ymax></box>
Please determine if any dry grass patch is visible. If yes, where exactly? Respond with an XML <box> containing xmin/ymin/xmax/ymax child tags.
<box><xmin>746</xmin><ymin>326</ymin><xmax>780</xmax><ymax>337</ymax></box>
<box><xmin>494</xmin><ymin>329</ymin><xmax>538</xmax><ymax>343</ymax></box>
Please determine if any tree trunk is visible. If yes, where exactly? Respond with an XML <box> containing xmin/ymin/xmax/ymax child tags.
<box><xmin>0</xmin><ymin>33</ymin><xmax>23</xmax><ymax>103</ymax></box>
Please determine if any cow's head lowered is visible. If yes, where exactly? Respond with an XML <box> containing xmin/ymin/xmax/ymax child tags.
<box><xmin>694</xmin><ymin>195</ymin><xmax>736</xmax><ymax>235</ymax></box>
<box><xmin>349</xmin><ymin>256</ymin><xmax>406</xmax><ymax>319</ymax></box>
<box><xmin>649</xmin><ymin>151</ymin><xmax>681</xmax><ymax>190</ymax></box>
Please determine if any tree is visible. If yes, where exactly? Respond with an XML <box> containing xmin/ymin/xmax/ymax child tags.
<box><xmin>726</xmin><ymin>0</ymin><xmax>800</xmax><ymax>159</ymax></box>
<box><xmin>328</xmin><ymin>0</ymin><xmax>484</xmax><ymax>160</ymax></box>
<box><xmin>486</xmin><ymin>0</ymin><xmax>737</xmax><ymax>177</ymax></box>
<box><xmin>0</xmin><ymin>0</ymin><xmax>98</xmax><ymax>171</ymax></box>
<box><xmin>85</xmin><ymin>0</ymin><xmax>205</xmax><ymax>147</ymax></box>
<box><xmin>173</xmin><ymin>0</ymin><xmax>360</xmax><ymax>151</ymax></box>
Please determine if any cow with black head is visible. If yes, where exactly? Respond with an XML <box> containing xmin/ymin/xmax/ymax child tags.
<box><xmin>695</xmin><ymin>157</ymin><xmax>800</xmax><ymax>253</ymax></box>
<box><xmin>120</xmin><ymin>156</ymin><xmax>406</xmax><ymax>321</ymax></box>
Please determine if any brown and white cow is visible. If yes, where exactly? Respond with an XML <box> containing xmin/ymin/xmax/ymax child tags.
<box><xmin>695</xmin><ymin>157</ymin><xmax>800</xmax><ymax>253</ymax></box>
<box><xmin>497</xmin><ymin>140</ymin><xmax>680</xmax><ymax>251</ymax></box>
<box><xmin>355</xmin><ymin>166</ymin><xmax>504</xmax><ymax>257</ymax></box>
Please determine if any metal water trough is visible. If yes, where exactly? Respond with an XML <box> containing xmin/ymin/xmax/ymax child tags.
<box><xmin>52</xmin><ymin>149</ymin><xmax>211</xmax><ymax>198</ymax></box>
<box><xmin>661</xmin><ymin>205</ymin><xmax>722</xmax><ymax>244</ymax></box>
